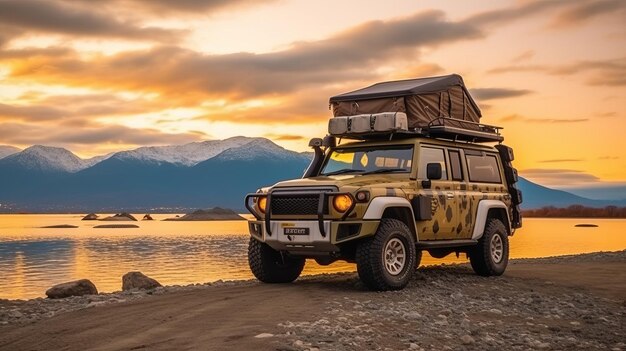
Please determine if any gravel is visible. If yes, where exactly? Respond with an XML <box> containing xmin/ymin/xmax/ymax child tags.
<box><xmin>1</xmin><ymin>250</ymin><xmax>624</xmax><ymax>351</ymax></box>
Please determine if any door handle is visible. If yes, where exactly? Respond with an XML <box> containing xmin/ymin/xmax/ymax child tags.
<box><xmin>446</xmin><ymin>192</ymin><xmax>454</xmax><ymax>199</ymax></box>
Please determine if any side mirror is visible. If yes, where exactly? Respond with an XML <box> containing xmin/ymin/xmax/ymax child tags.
<box><xmin>426</xmin><ymin>163</ymin><xmax>442</xmax><ymax>180</ymax></box>
<box><xmin>308</xmin><ymin>138</ymin><xmax>323</xmax><ymax>148</ymax></box>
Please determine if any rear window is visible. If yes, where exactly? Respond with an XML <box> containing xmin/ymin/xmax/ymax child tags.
<box><xmin>466</xmin><ymin>154</ymin><xmax>501</xmax><ymax>183</ymax></box>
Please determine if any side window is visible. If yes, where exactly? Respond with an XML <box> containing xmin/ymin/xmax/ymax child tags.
<box><xmin>466</xmin><ymin>153</ymin><xmax>501</xmax><ymax>183</ymax></box>
<box><xmin>449</xmin><ymin>150</ymin><xmax>463</xmax><ymax>181</ymax></box>
<box><xmin>418</xmin><ymin>146</ymin><xmax>448</xmax><ymax>180</ymax></box>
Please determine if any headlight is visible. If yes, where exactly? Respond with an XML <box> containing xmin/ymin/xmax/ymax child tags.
<box><xmin>333</xmin><ymin>194</ymin><xmax>353</xmax><ymax>212</ymax></box>
<box><xmin>257</xmin><ymin>196</ymin><xmax>267</xmax><ymax>213</ymax></box>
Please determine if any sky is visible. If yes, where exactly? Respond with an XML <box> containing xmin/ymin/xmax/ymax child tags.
<box><xmin>0</xmin><ymin>0</ymin><xmax>624</xmax><ymax>190</ymax></box>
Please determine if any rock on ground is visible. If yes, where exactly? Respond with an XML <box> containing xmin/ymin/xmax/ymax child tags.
<box><xmin>45</xmin><ymin>279</ymin><xmax>98</xmax><ymax>299</ymax></box>
<box><xmin>122</xmin><ymin>272</ymin><xmax>162</xmax><ymax>291</ymax></box>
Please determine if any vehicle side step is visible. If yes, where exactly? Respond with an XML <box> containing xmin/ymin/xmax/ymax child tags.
<box><xmin>416</xmin><ymin>239</ymin><xmax>477</xmax><ymax>249</ymax></box>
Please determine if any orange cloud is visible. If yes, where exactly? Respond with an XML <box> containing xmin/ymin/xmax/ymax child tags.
<box><xmin>0</xmin><ymin>0</ymin><xmax>185</xmax><ymax>44</ymax></box>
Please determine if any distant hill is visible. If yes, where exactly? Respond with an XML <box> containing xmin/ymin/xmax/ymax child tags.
<box><xmin>1</xmin><ymin>137</ymin><xmax>625</xmax><ymax>212</ymax></box>
<box><xmin>515</xmin><ymin>178</ymin><xmax>626</xmax><ymax>209</ymax></box>
<box><xmin>0</xmin><ymin>138</ymin><xmax>310</xmax><ymax>212</ymax></box>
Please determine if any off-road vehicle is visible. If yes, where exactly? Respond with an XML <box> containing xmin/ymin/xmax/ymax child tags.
<box><xmin>245</xmin><ymin>74</ymin><xmax>522</xmax><ymax>291</ymax></box>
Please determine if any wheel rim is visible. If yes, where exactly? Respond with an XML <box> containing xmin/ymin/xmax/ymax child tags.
<box><xmin>383</xmin><ymin>238</ymin><xmax>406</xmax><ymax>276</ymax></box>
<box><xmin>490</xmin><ymin>233</ymin><xmax>504</xmax><ymax>263</ymax></box>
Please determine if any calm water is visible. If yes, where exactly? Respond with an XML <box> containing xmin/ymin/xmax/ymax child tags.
<box><xmin>0</xmin><ymin>214</ymin><xmax>624</xmax><ymax>300</ymax></box>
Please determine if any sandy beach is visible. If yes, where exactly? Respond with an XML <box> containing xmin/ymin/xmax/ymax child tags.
<box><xmin>0</xmin><ymin>250</ymin><xmax>624</xmax><ymax>351</ymax></box>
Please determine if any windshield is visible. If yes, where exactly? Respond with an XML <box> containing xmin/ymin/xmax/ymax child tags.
<box><xmin>320</xmin><ymin>145</ymin><xmax>414</xmax><ymax>176</ymax></box>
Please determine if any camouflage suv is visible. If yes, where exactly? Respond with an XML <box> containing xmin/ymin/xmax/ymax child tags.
<box><xmin>245</xmin><ymin>134</ymin><xmax>522</xmax><ymax>291</ymax></box>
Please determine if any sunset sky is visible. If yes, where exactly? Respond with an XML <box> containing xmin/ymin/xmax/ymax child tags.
<box><xmin>0</xmin><ymin>0</ymin><xmax>624</xmax><ymax>190</ymax></box>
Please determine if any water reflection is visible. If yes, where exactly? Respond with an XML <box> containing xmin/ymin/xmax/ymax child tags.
<box><xmin>0</xmin><ymin>215</ymin><xmax>624</xmax><ymax>299</ymax></box>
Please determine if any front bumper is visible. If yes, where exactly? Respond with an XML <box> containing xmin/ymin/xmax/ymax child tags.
<box><xmin>245</xmin><ymin>190</ymin><xmax>356</xmax><ymax>237</ymax></box>
<box><xmin>248</xmin><ymin>219</ymin><xmax>379</xmax><ymax>254</ymax></box>
<box><xmin>245</xmin><ymin>189</ymin><xmax>378</xmax><ymax>254</ymax></box>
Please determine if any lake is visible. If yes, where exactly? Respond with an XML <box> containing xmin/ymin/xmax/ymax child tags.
<box><xmin>0</xmin><ymin>214</ymin><xmax>624</xmax><ymax>300</ymax></box>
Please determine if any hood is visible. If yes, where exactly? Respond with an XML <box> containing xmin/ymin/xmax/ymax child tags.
<box><xmin>271</xmin><ymin>174</ymin><xmax>412</xmax><ymax>192</ymax></box>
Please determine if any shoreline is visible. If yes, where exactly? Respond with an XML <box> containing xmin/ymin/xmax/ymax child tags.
<box><xmin>1</xmin><ymin>250</ymin><xmax>624</xmax><ymax>350</ymax></box>
<box><xmin>1</xmin><ymin>249</ymin><xmax>622</xmax><ymax>303</ymax></box>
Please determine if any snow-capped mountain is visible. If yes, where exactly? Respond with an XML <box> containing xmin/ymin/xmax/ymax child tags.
<box><xmin>112</xmin><ymin>136</ymin><xmax>259</xmax><ymax>166</ymax></box>
<box><xmin>0</xmin><ymin>137</ymin><xmax>309</xmax><ymax>174</ymax></box>
<box><xmin>212</xmin><ymin>138</ymin><xmax>309</xmax><ymax>162</ymax></box>
<box><xmin>0</xmin><ymin>145</ymin><xmax>21</xmax><ymax>159</ymax></box>
<box><xmin>0</xmin><ymin>145</ymin><xmax>88</xmax><ymax>173</ymax></box>
<box><xmin>84</xmin><ymin>153</ymin><xmax>114</xmax><ymax>168</ymax></box>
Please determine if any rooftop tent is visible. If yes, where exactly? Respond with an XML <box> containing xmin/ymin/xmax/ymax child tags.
<box><xmin>329</xmin><ymin>74</ymin><xmax>482</xmax><ymax>129</ymax></box>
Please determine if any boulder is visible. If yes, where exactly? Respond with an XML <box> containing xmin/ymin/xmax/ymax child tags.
<box><xmin>142</xmin><ymin>214</ymin><xmax>154</xmax><ymax>221</ymax></box>
<box><xmin>122</xmin><ymin>272</ymin><xmax>162</xmax><ymax>291</ymax></box>
<box><xmin>46</xmin><ymin>279</ymin><xmax>98</xmax><ymax>299</ymax></box>
<box><xmin>101</xmin><ymin>212</ymin><xmax>138</xmax><ymax>221</ymax></box>
<box><xmin>82</xmin><ymin>213</ymin><xmax>99</xmax><ymax>220</ymax></box>
<box><xmin>164</xmin><ymin>207</ymin><xmax>244</xmax><ymax>221</ymax></box>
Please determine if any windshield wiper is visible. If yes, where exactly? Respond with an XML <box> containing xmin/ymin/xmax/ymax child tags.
<box><xmin>362</xmin><ymin>168</ymin><xmax>408</xmax><ymax>175</ymax></box>
<box><xmin>322</xmin><ymin>169</ymin><xmax>366</xmax><ymax>176</ymax></box>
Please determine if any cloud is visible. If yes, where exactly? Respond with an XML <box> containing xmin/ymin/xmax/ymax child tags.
<box><xmin>465</xmin><ymin>0</ymin><xmax>624</xmax><ymax>30</ymax></box>
<box><xmin>550</xmin><ymin>0</ymin><xmax>626</xmax><ymax>28</ymax></box>
<box><xmin>499</xmin><ymin>114</ymin><xmax>588</xmax><ymax>123</ymax></box>
<box><xmin>91</xmin><ymin>0</ymin><xmax>275</xmax><ymax>14</ymax></box>
<box><xmin>264</xmin><ymin>134</ymin><xmax>306</xmax><ymax>141</ymax></box>
<box><xmin>0</xmin><ymin>103</ymin><xmax>67</xmax><ymax>120</ymax></box>
<box><xmin>511</xmin><ymin>50</ymin><xmax>535</xmax><ymax>63</ymax></box>
<box><xmin>538</xmin><ymin>159</ymin><xmax>584</xmax><ymax>163</ymax></box>
<box><xmin>470</xmin><ymin>88</ymin><xmax>534</xmax><ymax>100</ymax></box>
<box><xmin>59</xmin><ymin>0</ymin><xmax>274</xmax><ymax>15</ymax></box>
<box><xmin>0</xmin><ymin>0</ymin><xmax>184</xmax><ymax>44</ymax></box>
<box><xmin>0</xmin><ymin>122</ymin><xmax>204</xmax><ymax>146</ymax></box>
<box><xmin>0</xmin><ymin>95</ymin><xmax>168</xmax><ymax>122</ymax></box>
<box><xmin>0</xmin><ymin>11</ymin><xmax>482</xmax><ymax>102</ymax></box>
<box><xmin>464</xmin><ymin>1</ymin><xmax>566</xmax><ymax>28</ymax></box>
<box><xmin>488</xmin><ymin>57</ymin><xmax>626</xmax><ymax>86</ymax></box>
<box><xmin>520</xmin><ymin>168</ymin><xmax>602</xmax><ymax>186</ymax></box>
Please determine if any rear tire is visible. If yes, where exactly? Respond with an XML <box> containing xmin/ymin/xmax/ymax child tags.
<box><xmin>248</xmin><ymin>238</ymin><xmax>305</xmax><ymax>283</ymax></box>
<box><xmin>469</xmin><ymin>218</ymin><xmax>509</xmax><ymax>276</ymax></box>
<box><xmin>356</xmin><ymin>219</ymin><xmax>416</xmax><ymax>291</ymax></box>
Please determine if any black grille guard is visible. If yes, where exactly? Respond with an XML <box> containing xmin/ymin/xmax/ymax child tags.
<box><xmin>244</xmin><ymin>191</ymin><xmax>356</xmax><ymax>237</ymax></box>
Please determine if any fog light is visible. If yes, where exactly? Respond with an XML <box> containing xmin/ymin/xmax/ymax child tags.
<box><xmin>333</xmin><ymin>194</ymin><xmax>353</xmax><ymax>212</ymax></box>
<box><xmin>355</xmin><ymin>191</ymin><xmax>370</xmax><ymax>202</ymax></box>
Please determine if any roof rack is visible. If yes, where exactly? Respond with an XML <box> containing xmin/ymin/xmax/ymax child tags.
<box><xmin>425</xmin><ymin>117</ymin><xmax>503</xmax><ymax>143</ymax></box>
<box><xmin>333</xmin><ymin>117</ymin><xmax>503</xmax><ymax>143</ymax></box>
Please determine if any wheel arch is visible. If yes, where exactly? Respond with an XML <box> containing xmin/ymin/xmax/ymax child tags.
<box><xmin>471</xmin><ymin>200</ymin><xmax>511</xmax><ymax>240</ymax></box>
<box><xmin>363</xmin><ymin>197</ymin><xmax>418</xmax><ymax>241</ymax></box>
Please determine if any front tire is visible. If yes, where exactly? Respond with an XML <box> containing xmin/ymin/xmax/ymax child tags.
<box><xmin>248</xmin><ymin>238</ymin><xmax>305</xmax><ymax>283</ymax></box>
<box><xmin>356</xmin><ymin>219</ymin><xmax>416</xmax><ymax>291</ymax></box>
<box><xmin>469</xmin><ymin>218</ymin><xmax>509</xmax><ymax>276</ymax></box>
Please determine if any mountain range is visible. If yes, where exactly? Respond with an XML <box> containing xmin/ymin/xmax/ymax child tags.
<box><xmin>0</xmin><ymin>138</ymin><xmax>624</xmax><ymax>212</ymax></box>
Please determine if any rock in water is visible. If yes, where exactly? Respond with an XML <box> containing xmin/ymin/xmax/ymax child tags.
<box><xmin>40</xmin><ymin>224</ymin><xmax>78</xmax><ymax>228</ymax></box>
<box><xmin>46</xmin><ymin>279</ymin><xmax>98</xmax><ymax>299</ymax></box>
<box><xmin>101</xmin><ymin>213</ymin><xmax>138</xmax><ymax>221</ymax></box>
<box><xmin>82</xmin><ymin>213</ymin><xmax>99</xmax><ymax>220</ymax></box>
<box><xmin>164</xmin><ymin>207</ymin><xmax>244</xmax><ymax>221</ymax></box>
<box><xmin>122</xmin><ymin>272</ymin><xmax>162</xmax><ymax>291</ymax></box>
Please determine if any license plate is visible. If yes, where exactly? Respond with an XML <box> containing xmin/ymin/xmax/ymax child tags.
<box><xmin>284</xmin><ymin>228</ymin><xmax>309</xmax><ymax>235</ymax></box>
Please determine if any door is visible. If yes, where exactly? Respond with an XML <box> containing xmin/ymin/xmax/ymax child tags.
<box><xmin>448</xmin><ymin>149</ymin><xmax>471</xmax><ymax>239</ymax></box>
<box><xmin>416</xmin><ymin>146</ymin><xmax>457</xmax><ymax>240</ymax></box>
